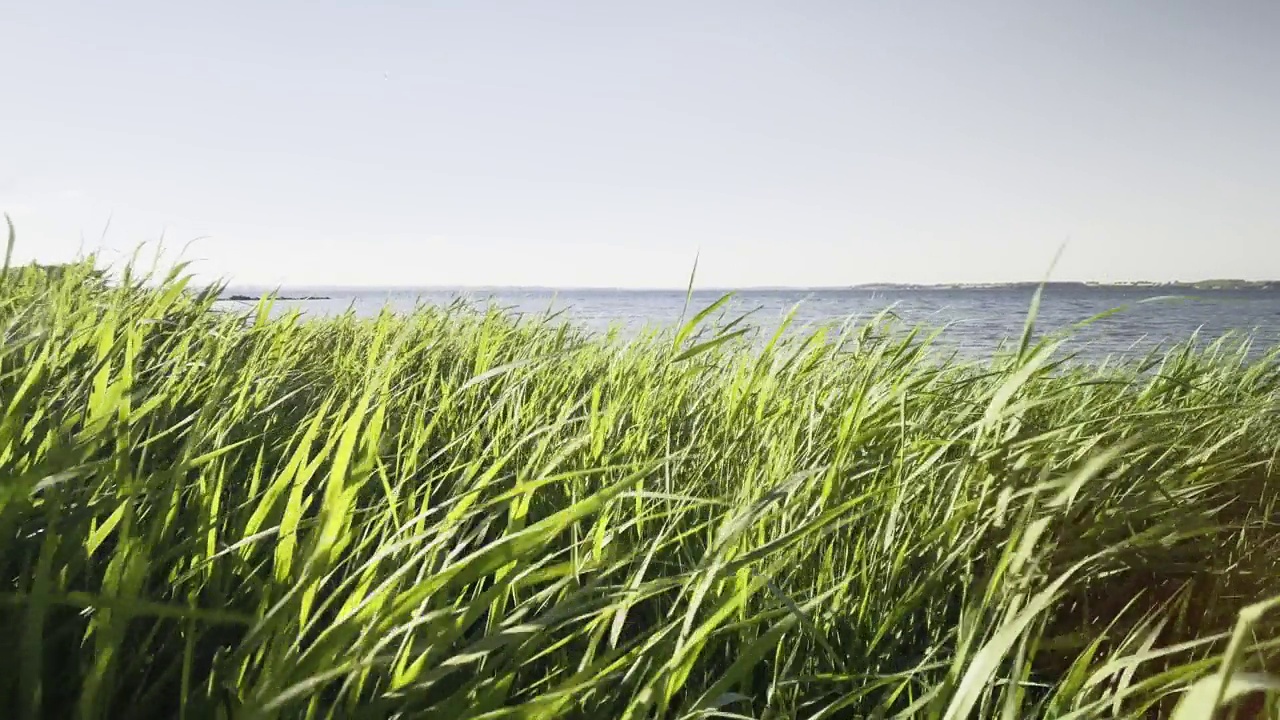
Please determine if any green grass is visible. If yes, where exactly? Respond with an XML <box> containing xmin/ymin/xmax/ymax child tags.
<box><xmin>3</xmin><ymin>248</ymin><xmax>1280</xmax><ymax>718</ymax></box>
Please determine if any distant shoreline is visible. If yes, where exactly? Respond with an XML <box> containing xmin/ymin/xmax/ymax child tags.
<box><xmin>220</xmin><ymin>294</ymin><xmax>332</xmax><ymax>301</ymax></box>
<box><xmin>215</xmin><ymin>280</ymin><xmax>1279</xmax><ymax>295</ymax></box>
<box><xmin>846</xmin><ymin>280</ymin><xmax>1280</xmax><ymax>291</ymax></box>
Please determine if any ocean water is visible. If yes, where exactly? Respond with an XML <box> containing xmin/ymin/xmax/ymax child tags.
<box><xmin>214</xmin><ymin>285</ymin><xmax>1280</xmax><ymax>363</ymax></box>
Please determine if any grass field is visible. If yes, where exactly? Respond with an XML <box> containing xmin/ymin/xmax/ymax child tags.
<box><xmin>3</xmin><ymin>248</ymin><xmax>1280</xmax><ymax>718</ymax></box>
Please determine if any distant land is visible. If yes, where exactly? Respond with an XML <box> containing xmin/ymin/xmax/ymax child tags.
<box><xmin>209</xmin><ymin>280</ymin><xmax>1279</xmax><ymax>296</ymax></box>
<box><xmin>845</xmin><ymin>279</ymin><xmax>1280</xmax><ymax>292</ymax></box>
<box><xmin>221</xmin><ymin>293</ymin><xmax>331</xmax><ymax>301</ymax></box>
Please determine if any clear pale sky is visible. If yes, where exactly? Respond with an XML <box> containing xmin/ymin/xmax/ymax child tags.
<box><xmin>2</xmin><ymin>1</ymin><xmax>1277</xmax><ymax>288</ymax></box>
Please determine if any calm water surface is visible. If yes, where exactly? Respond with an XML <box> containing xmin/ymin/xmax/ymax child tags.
<box><xmin>215</xmin><ymin>286</ymin><xmax>1280</xmax><ymax>363</ymax></box>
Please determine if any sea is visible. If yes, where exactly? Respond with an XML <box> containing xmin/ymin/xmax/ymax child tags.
<box><xmin>214</xmin><ymin>285</ymin><xmax>1280</xmax><ymax>364</ymax></box>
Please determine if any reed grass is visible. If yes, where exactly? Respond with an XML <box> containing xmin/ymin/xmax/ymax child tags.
<box><xmin>2</xmin><ymin>245</ymin><xmax>1280</xmax><ymax>718</ymax></box>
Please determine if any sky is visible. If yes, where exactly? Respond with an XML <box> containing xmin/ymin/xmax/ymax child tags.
<box><xmin>2</xmin><ymin>1</ymin><xmax>1278</xmax><ymax>289</ymax></box>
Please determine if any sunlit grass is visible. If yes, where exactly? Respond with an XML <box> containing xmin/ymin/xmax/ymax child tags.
<box><xmin>2</xmin><ymin>243</ymin><xmax>1280</xmax><ymax>718</ymax></box>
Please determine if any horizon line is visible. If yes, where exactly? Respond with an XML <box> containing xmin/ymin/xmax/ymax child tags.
<box><xmin>209</xmin><ymin>278</ymin><xmax>1280</xmax><ymax>293</ymax></box>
